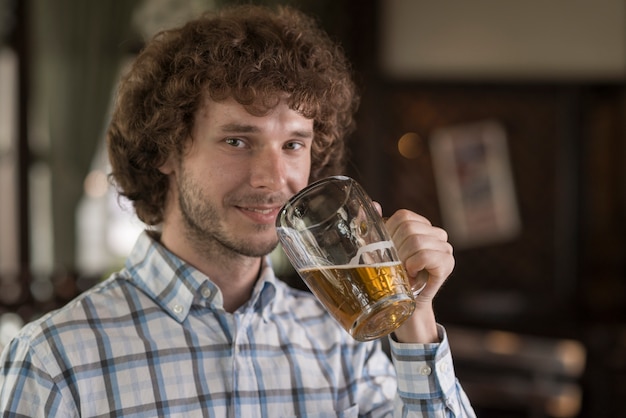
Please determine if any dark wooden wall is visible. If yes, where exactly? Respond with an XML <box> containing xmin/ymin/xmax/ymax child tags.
<box><xmin>334</xmin><ymin>1</ymin><xmax>626</xmax><ymax>416</ymax></box>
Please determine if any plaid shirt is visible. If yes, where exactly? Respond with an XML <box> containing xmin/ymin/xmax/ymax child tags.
<box><xmin>0</xmin><ymin>231</ymin><xmax>474</xmax><ymax>417</ymax></box>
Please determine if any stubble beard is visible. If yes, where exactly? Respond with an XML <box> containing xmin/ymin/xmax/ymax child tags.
<box><xmin>177</xmin><ymin>171</ymin><xmax>280</xmax><ymax>259</ymax></box>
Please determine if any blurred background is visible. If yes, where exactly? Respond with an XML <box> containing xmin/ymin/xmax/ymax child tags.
<box><xmin>0</xmin><ymin>0</ymin><xmax>624</xmax><ymax>416</ymax></box>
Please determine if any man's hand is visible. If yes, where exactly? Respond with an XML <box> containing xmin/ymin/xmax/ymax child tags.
<box><xmin>384</xmin><ymin>209</ymin><xmax>455</xmax><ymax>344</ymax></box>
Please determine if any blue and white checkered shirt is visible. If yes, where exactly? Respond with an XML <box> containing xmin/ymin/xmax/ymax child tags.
<box><xmin>0</xmin><ymin>231</ymin><xmax>474</xmax><ymax>417</ymax></box>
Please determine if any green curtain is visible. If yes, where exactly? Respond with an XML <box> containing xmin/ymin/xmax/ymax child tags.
<box><xmin>31</xmin><ymin>0</ymin><xmax>140</xmax><ymax>271</ymax></box>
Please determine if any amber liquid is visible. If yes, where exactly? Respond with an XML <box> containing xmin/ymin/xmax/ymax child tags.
<box><xmin>299</xmin><ymin>262</ymin><xmax>415</xmax><ymax>340</ymax></box>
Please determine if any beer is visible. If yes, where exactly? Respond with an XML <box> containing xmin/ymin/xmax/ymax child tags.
<box><xmin>298</xmin><ymin>261</ymin><xmax>416</xmax><ymax>341</ymax></box>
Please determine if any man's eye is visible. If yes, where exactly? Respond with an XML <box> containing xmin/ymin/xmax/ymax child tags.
<box><xmin>285</xmin><ymin>141</ymin><xmax>304</xmax><ymax>150</ymax></box>
<box><xmin>225</xmin><ymin>137</ymin><xmax>245</xmax><ymax>147</ymax></box>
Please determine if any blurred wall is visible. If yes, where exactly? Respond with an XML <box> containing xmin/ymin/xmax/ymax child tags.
<box><xmin>380</xmin><ymin>0</ymin><xmax>625</xmax><ymax>81</ymax></box>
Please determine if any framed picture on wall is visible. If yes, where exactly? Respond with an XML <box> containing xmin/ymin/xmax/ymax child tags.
<box><xmin>430</xmin><ymin>120</ymin><xmax>521</xmax><ymax>248</ymax></box>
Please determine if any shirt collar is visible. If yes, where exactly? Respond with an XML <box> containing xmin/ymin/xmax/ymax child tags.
<box><xmin>123</xmin><ymin>231</ymin><xmax>279</xmax><ymax>322</ymax></box>
<box><xmin>248</xmin><ymin>261</ymin><xmax>278</xmax><ymax>313</ymax></box>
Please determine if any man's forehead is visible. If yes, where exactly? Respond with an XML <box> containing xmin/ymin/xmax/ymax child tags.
<box><xmin>194</xmin><ymin>95</ymin><xmax>313</xmax><ymax>135</ymax></box>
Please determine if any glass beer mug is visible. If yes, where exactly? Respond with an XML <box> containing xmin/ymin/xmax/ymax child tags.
<box><xmin>276</xmin><ymin>176</ymin><xmax>426</xmax><ymax>341</ymax></box>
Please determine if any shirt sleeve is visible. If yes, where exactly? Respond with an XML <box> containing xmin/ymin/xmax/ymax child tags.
<box><xmin>0</xmin><ymin>335</ymin><xmax>76</xmax><ymax>417</ymax></box>
<box><xmin>389</xmin><ymin>325</ymin><xmax>476</xmax><ymax>418</ymax></box>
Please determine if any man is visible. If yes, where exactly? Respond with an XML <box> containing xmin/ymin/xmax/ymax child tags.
<box><xmin>0</xmin><ymin>4</ymin><xmax>475</xmax><ymax>417</ymax></box>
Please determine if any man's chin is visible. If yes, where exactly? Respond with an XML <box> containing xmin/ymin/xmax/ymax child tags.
<box><xmin>233</xmin><ymin>239</ymin><xmax>279</xmax><ymax>258</ymax></box>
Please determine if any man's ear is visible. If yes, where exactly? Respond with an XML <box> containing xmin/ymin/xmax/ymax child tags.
<box><xmin>158</xmin><ymin>156</ymin><xmax>176</xmax><ymax>175</ymax></box>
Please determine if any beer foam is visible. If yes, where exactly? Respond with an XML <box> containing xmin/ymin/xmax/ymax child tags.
<box><xmin>348</xmin><ymin>240</ymin><xmax>396</xmax><ymax>266</ymax></box>
<box><xmin>300</xmin><ymin>260</ymin><xmax>402</xmax><ymax>272</ymax></box>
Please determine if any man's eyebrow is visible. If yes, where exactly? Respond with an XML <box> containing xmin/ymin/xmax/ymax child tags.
<box><xmin>220</xmin><ymin>123</ymin><xmax>260</xmax><ymax>133</ymax></box>
<box><xmin>290</xmin><ymin>129</ymin><xmax>314</xmax><ymax>139</ymax></box>
<box><xmin>219</xmin><ymin>123</ymin><xmax>313</xmax><ymax>138</ymax></box>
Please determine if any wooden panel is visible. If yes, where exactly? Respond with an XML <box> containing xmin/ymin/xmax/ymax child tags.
<box><xmin>360</xmin><ymin>84</ymin><xmax>575</xmax><ymax>329</ymax></box>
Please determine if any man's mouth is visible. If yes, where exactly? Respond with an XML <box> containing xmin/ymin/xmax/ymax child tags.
<box><xmin>236</xmin><ymin>204</ymin><xmax>283</xmax><ymax>224</ymax></box>
<box><xmin>241</xmin><ymin>206</ymin><xmax>277</xmax><ymax>215</ymax></box>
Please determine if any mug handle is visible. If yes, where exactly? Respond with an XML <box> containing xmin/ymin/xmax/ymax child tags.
<box><xmin>412</xmin><ymin>269</ymin><xmax>429</xmax><ymax>297</ymax></box>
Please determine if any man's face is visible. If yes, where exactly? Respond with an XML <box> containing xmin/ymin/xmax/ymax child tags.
<box><xmin>162</xmin><ymin>96</ymin><xmax>313</xmax><ymax>258</ymax></box>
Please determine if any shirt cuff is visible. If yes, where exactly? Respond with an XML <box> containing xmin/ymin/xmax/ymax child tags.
<box><xmin>389</xmin><ymin>324</ymin><xmax>458</xmax><ymax>402</ymax></box>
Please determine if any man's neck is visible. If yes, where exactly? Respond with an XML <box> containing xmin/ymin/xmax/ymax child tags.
<box><xmin>158</xmin><ymin>228</ymin><xmax>264</xmax><ymax>313</ymax></box>
<box><xmin>217</xmin><ymin>259</ymin><xmax>263</xmax><ymax>313</ymax></box>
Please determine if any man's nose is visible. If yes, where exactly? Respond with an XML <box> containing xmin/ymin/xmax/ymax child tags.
<box><xmin>249</xmin><ymin>148</ymin><xmax>287</xmax><ymax>190</ymax></box>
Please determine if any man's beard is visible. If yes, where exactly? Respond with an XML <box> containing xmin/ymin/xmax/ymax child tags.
<box><xmin>177</xmin><ymin>171</ymin><xmax>279</xmax><ymax>258</ymax></box>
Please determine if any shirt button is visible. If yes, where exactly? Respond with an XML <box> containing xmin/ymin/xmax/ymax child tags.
<box><xmin>419</xmin><ymin>365</ymin><xmax>432</xmax><ymax>376</ymax></box>
<box><xmin>439</xmin><ymin>362</ymin><xmax>450</xmax><ymax>373</ymax></box>
<box><xmin>201</xmin><ymin>287</ymin><xmax>212</xmax><ymax>298</ymax></box>
<box><xmin>173</xmin><ymin>304</ymin><xmax>183</xmax><ymax>314</ymax></box>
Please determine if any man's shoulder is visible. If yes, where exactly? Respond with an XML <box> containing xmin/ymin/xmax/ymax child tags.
<box><xmin>13</xmin><ymin>272</ymin><xmax>137</xmax><ymax>346</ymax></box>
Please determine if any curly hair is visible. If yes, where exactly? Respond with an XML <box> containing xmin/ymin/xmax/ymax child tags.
<box><xmin>106</xmin><ymin>4</ymin><xmax>359</xmax><ymax>225</ymax></box>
